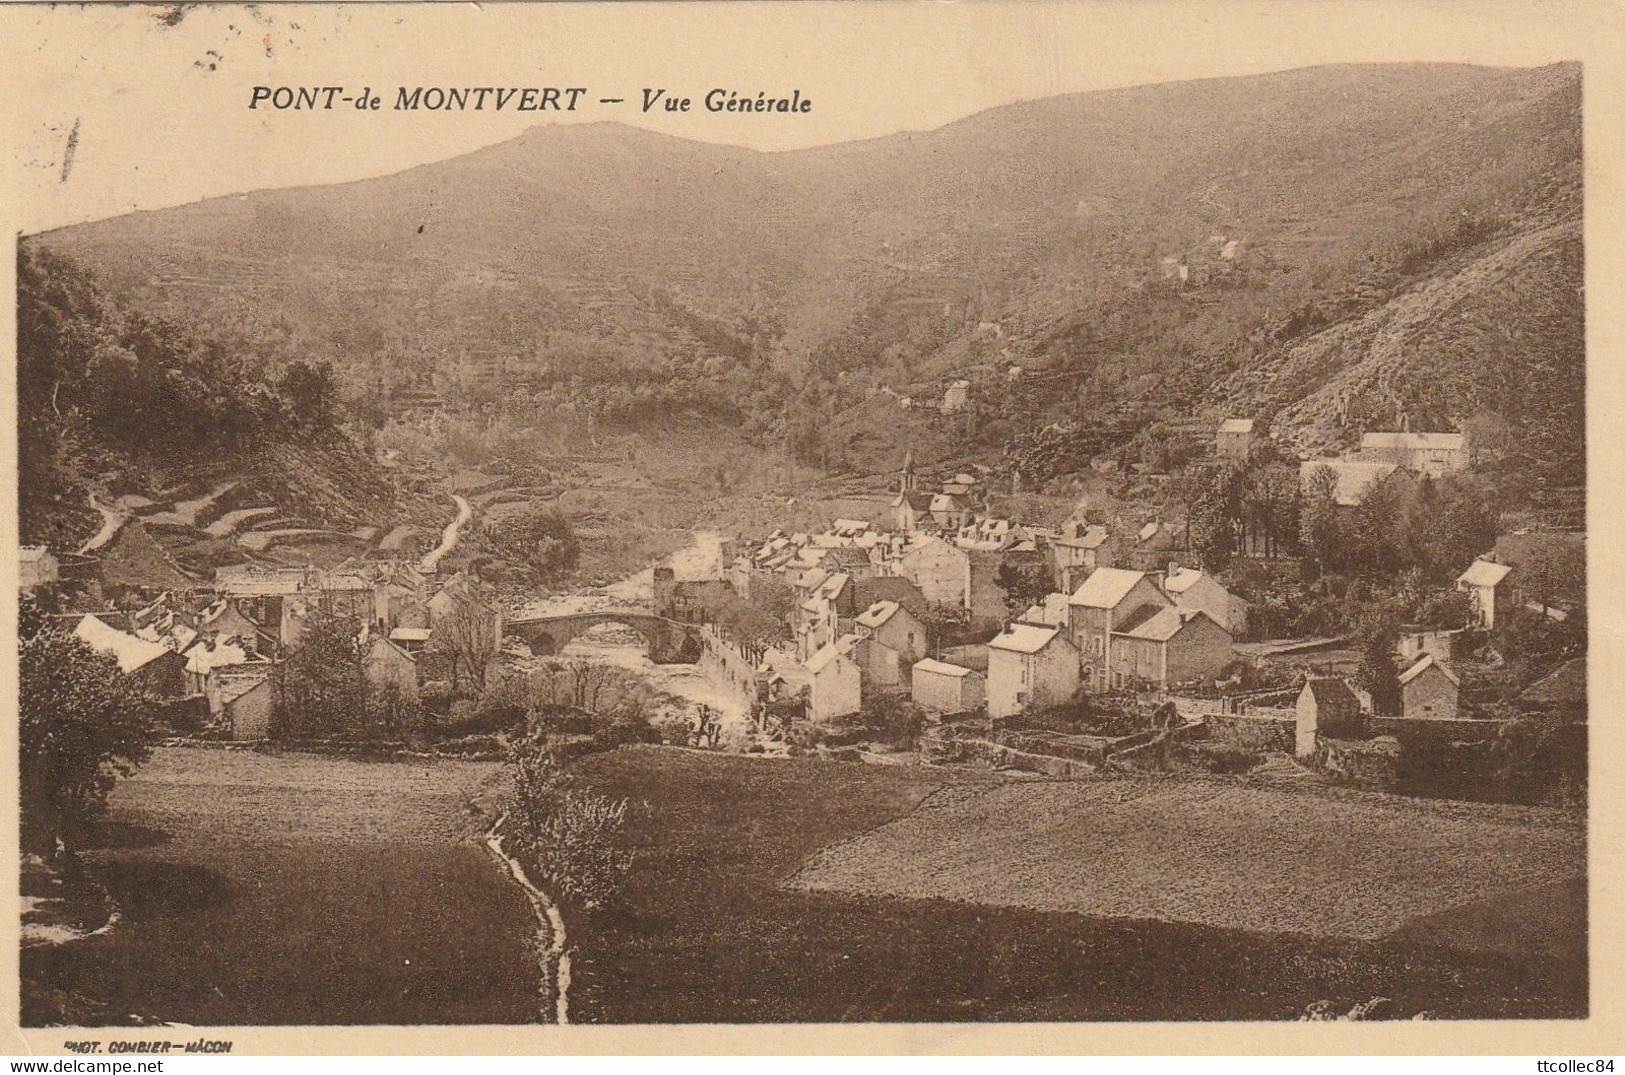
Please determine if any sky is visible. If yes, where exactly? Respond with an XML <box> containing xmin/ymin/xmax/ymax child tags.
<box><xmin>0</xmin><ymin>1</ymin><xmax>1603</xmax><ymax>234</ymax></box>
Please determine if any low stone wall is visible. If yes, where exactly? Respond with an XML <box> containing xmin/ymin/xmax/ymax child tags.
<box><xmin>923</xmin><ymin>734</ymin><xmax>1094</xmax><ymax>778</ymax></box>
<box><xmin>1314</xmin><ymin>735</ymin><xmax>1401</xmax><ymax>790</ymax></box>
<box><xmin>1369</xmin><ymin>715</ymin><xmax>1505</xmax><ymax>747</ymax></box>
<box><xmin>1203</xmin><ymin>712</ymin><xmax>1295</xmax><ymax>753</ymax></box>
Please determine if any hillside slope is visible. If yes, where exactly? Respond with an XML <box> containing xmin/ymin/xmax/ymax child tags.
<box><xmin>17</xmin><ymin>248</ymin><xmax>394</xmax><ymax>551</ymax></box>
<box><xmin>29</xmin><ymin>62</ymin><xmax>1583</xmax><ymax>483</ymax></box>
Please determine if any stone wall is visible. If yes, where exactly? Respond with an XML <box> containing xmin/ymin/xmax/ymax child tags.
<box><xmin>1203</xmin><ymin>712</ymin><xmax>1295</xmax><ymax>752</ymax></box>
<box><xmin>1314</xmin><ymin>735</ymin><xmax>1402</xmax><ymax>790</ymax></box>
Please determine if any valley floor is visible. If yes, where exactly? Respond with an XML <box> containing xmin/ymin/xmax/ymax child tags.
<box><xmin>22</xmin><ymin>744</ymin><xmax>1587</xmax><ymax>1026</ymax></box>
<box><xmin>21</xmin><ymin>748</ymin><xmax>538</xmax><ymax>1027</ymax></box>
<box><xmin>566</xmin><ymin>747</ymin><xmax>1585</xmax><ymax>1023</ymax></box>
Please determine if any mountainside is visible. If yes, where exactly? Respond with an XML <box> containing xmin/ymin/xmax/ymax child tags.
<box><xmin>17</xmin><ymin>247</ymin><xmax>395</xmax><ymax>552</ymax></box>
<box><xmin>30</xmin><ymin>62</ymin><xmax>1583</xmax><ymax>484</ymax></box>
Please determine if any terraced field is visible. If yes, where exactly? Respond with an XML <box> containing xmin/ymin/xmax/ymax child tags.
<box><xmin>791</xmin><ymin>778</ymin><xmax>1585</xmax><ymax>940</ymax></box>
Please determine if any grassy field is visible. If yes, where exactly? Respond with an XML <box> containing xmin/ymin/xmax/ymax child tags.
<box><xmin>22</xmin><ymin>748</ymin><xmax>539</xmax><ymax>1027</ymax></box>
<box><xmin>792</xmin><ymin>779</ymin><xmax>1585</xmax><ymax>938</ymax></box>
<box><xmin>566</xmin><ymin>747</ymin><xmax>1587</xmax><ymax>1022</ymax></box>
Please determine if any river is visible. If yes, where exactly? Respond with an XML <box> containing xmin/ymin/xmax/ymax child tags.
<box><xmin>513</xmin><ymin>530</ymin><xmax>756</xmax><ymax>747</ymax></box>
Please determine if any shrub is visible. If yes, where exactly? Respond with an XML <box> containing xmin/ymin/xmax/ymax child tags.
<box><xmin>658</xmin><ymin>715</ymin><xmax>696</xmax><ymax>747</ymax></box>
<box><xmin>785</xmin><ymin>721</ymin><xmax>823</xmax><ymax>754</ymax></box>
<box><xmin>507</xmin><ymin>740</ymin><xmax>636</xmax><ymax>912</ymax></box>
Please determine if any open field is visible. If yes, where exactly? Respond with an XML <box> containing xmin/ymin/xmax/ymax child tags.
<box><xmin>564</xmin><ymin>747</ymin><xmax>1586</xmax><ymax>1022</ymax></box>
<box><xmin>791</xmin><ymin>779</ymin><xmax>1586</xmax><ymax>939</ymax></box>
<box><xmin>22</xmin><ymin>748</ymin><xmax>538</xmax><ymax>1027</ymax></box>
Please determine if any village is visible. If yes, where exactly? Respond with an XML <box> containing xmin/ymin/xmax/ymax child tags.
<box><xmin>15</xmin><ymin>407</ymin><xmax>1586</xmax><ymax>800</ymax></box>
<box><xmin>644</xmin><ymin>413</ymin><xmax>1585</xmax><ymax>796</ymax></box>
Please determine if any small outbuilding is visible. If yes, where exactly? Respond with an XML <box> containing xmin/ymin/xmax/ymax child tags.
<box><xmin>911</xmin><ymin>658</ymin><xmax>986</xmax><ymax>715</ymax></box>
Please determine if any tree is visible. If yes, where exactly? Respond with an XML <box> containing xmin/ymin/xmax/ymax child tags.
<box><xmin>1299</xmin><ymin>466</ymin><xmax>1342</xmax><ymax>570</ymax></box>
<box><xmin>279</xmin><ymin>360</ymin><xmax>338</xmax><ymax>429</ymax></box>
<box><xmin>273</xmin><ymin>602</ymin><xmax>366</xmax><ymax>739</ymax></box>
<box><xmin>489</xmin><ymin>506</ymin><xmax>580</xmax><ymax>582</ymax></box>
<box><xmin>1519</xmin><ymin>535</ymin><xmax>1586</xmax><ymax>617</ymax></box>
<box><xmin>996</xmin><ymin>558</ymin><xmax>1054</xmax><ymax>618</ymax></box>
<box><xmin>425</xmin><ymin>597</ymin><xmax>501</xmax><ymax>696</ymax></box>
<box><xmin>1356</xmin><ymin>625</ymin><xmax>1402</xmax><ymax>718</ymax></box>
<box><xmin>20</xmin><ymin>618</ymin><xmax>154</xmax><ymax>856</ymax></box>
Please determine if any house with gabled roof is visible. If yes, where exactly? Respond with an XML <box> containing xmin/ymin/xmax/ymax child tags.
<box><xmin>1295</xmin><ymin>676</ymin><xmax>1363</xmax><ymax>758</ymax></box>
<box><xmin>850</xmin><ymin>598</ymin><xmax>929</xmax><ymax>680</ymax></box>
<box><xmin>1068</xmin><ymin>567</ymin><xmax>1172</xmax><ymax>693</ymax></box>
<box><xmin>987</xmin><ymin>621</ymin><xmax>1080</xmax><ymax>719</ymax></box>
<box><xmin>1457</xmin><ymin>558</ymin><xmax>1513</xmax><ymax>629</ymax></box>
<box><xmin>1052</xmin><ymin>521</ymin><xmax>1110</xmax><ymax>592</ymax></box>
<box><xmin>911</xmin><ymin>657</ymin><xmax>986</xmax><ymax>715</ymax></box>
<box><xmin>73</xmin><ymin>614</ymin><xmax>188</xmax><ymax>698</ymax></box>
<box><xmin>1359</xmin><ymin>431</ymin><xmax>1468</xmax><ymax>479</ymax></box>
<box><xmin>1161</xmin><ymin>563</ymin><xmax>1248</xmax><ymax>635</ymax></box>
<box><xmin>1109</xmin><ymin>606</ymin><xmax>1234</xmax><ymax>694</ymax></box>
<box><xmin>1398</xmin><ymin>653</ymin><xmax>1460</xmax><ymax>719</ymax></box>
<box><xmin>805</xmin><ymin>635</ymin><xmax>862</xmax><ymax>723</ymax></box>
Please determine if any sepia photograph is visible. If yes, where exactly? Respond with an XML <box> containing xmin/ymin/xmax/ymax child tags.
<box><xmin>1</xmin><ymin>0</ymin><xmax>1613</xmax><ymax>1051</ymax></box>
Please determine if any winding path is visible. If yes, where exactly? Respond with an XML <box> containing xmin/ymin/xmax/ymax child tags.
<box><xmin>419</xmin><ymin>493</ymin><xmax>473</xmax><ymax>573</ymax></box>
<box><xmin>78</xmin><ymin>492</ymin><xmax>128</xmax><ymax>555</ymax></box>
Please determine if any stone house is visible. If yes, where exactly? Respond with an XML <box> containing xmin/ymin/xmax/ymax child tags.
<box><xmin>1162</xmin><ymin>564</ymin><xmax>1248</xmax><ymax>635</ymax></box>
<box><xmin>365</xmin><ymin>632</ymin><xmax>420</xmax><ymax>703</ymax></box>
<box><xmin>929</xmin><ymin>492</ymin><xmax>971</xmax><ymax>531</ymax></box>
<box><xmin>850</xmin><ymin>635</ymin><xmax>909</xmax><ymax>693</ymax></box>
<box><xmin>852</xmin><ymin>599</ymin><xmax>929</xmax><ymax>670</ymax></box>
<box><xmin>805</xmin><ymin>636</ymin><xmax>862</xmax><ymax>723</ymax></box>
<box><xmin>987</xmin><ymin>621</ymin><xmax>1080</xmax><ymax>720</ymax></box>
<box><xmin>1067</xmin><ymin>568</ymin><xmax>1172</xmax><ymax>694</ymax></box>
<box><xmin>1108</xmin><ymin>607</ymin><xmax>1234</xmax><ymax>694</ymax></box>
<box><xmin>940</xmin><ymin>380</ymin><xmax>971</xmax><ymax>415</ymax></box>
<box><xmin>216</xmin><ymin>673</ymin><xmax>274</xmax><ymax>741</ymax></box>
<box><xmin>1456</xmin><ymin>558</ymin><xmax>1513</xmax><ymax>629</ymax></box>
<box><xmin>1130</xmin><ymin>520</ymin><xmax>1184</xmax><ymax>572</ymax></box>
<box><xmin>796</xmin><ymin>572</ymin><xmax>849</xmax><ymax>662</ymax></box>
<box><xmin>899</xmin><ymin>536</ymin><xmax>971</xmax><ymax>611</ymax></box>
<box><xmin>1358</xmin><ymin>431</ymin><xmax>1468</xmax><ymax>479</ymax></box>
<box><xmin>1397</xmin><ymin>626</ymin><xmax>1462</xmax><ymax>664</ymax></box>
<box><xmin>892</xmin><ymin>491</ymin><xmax>934</xmax><ymax>533</ymax></box>
<box><xmin>1051</xmin><ymin>522</ymin><xmax>1109</xmax><ymax>593</ymax></box>
<box><xmin>1215</xmin><ymin>418</ymin><xmax>1256</xmax><ymax>464</ymax></box>
<box><xmin>1398</xmin><ymin>654</ymin><xmax>1460</xmax><ymax>720</ymax></box>
<box><xmin>911</xmin><ymin>658</ymin><xmax>986</xmax><ymax>715</ymax></box>
<box><xmin>1295</xmin><ymin>676</ymin><xmax>1363</xmax><ymax>759</ymax></box>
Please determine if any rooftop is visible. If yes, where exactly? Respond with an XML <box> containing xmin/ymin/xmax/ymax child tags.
<box><xmin>1069</xmin><ymin>567</ymin><xmax>1150</xmax><ymax>609</ymax></box>
<box><xmin>1458</xmin><ymin>558</ymin><xmax>1513</xmax><ymax>588</ymax></box>
<box><xmin>988</xmin><ymin>621</ymin><xmax>1063</xmax><ymax>655</ymax></box>
<box><xmin>913</xmin><ymin>658</ymin><xmax>977</xmax><ymax>679</ymax></box>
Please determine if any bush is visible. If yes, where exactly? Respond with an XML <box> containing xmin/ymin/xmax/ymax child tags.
<box><xmin>785</xmin><ymin>721</ymin><xmax>823</xmax><ymax>755</ymax></box>
<box><xmin>658</xmin><ymin>715</ymin><xmax>695</xmax><ymax>747</ymax></box>
<box><xmin>507</xmin><ymin>739</ymin><xmax>636</xmax><ymax>912</ymax></box>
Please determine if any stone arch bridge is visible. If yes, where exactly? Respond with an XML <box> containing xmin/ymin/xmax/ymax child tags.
<box><xmin>504</xmin><ymin>609</ymin><xmax>704</xmax><ymax>663</ymax></box>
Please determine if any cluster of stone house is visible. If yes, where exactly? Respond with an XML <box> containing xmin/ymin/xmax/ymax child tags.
<box><xmin>984</xmin><ymin>563</ymin><xmax>1243</xmax><ymax>719</ymax></box>
<box><xmin>1297</xmin><ymin>429</ymin><xmax>1470</xmax><ymax>507</ymax></box>
<box><xmin>38</xmin><ymin>556</ymin><xmax>501</xmax><ymax>741</ymax></box>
